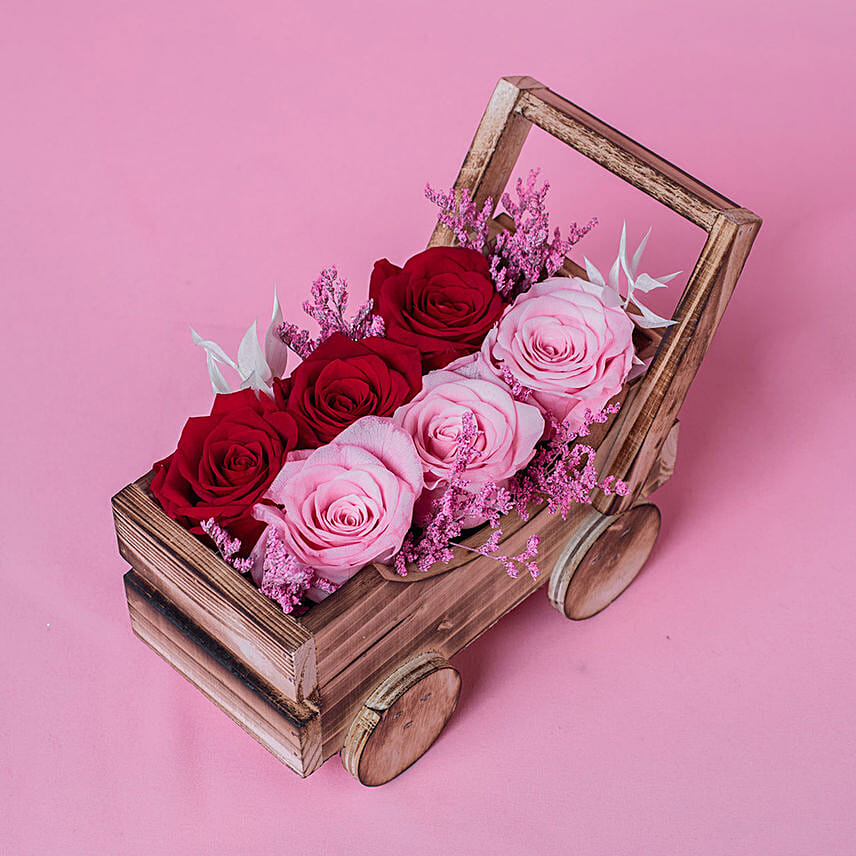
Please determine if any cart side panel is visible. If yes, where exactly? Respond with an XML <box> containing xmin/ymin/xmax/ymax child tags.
<box><xmin>113</xmin><ymin>476</ymin><xmax>318</xmax><ymax>703</ymax></box>
<box><xmin>124</xmin><ymin>570</ymin><xmax>322</xmax><ymax>776</ymax></box>
<box><xmin>308</xmin><ymin>501</ymin><xmax>595</xmax><ymax>760</ymax></box>
<box><xmin>593</xmin><ymin>209</ymin><xmax>760</xmax><ymax>513</ymax></box>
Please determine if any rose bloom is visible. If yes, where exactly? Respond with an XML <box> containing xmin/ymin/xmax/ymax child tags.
<box><xmin>151</xmin><ymin>388</ymin><xmax>299</xmax><ymax>548</ymax></box>
<box><xmin>274</xmin><ymin>332</ymin><xmax>422</xmax><ymax>448</ymax></box>
<box><xmin>479</xmin><ymin>277</ymin><xmax>635</xmax><ymax>429</ymax></box>
<box><xmin>369</xmin><ymin>246</ymin><xmax>506</xmax><ymax>371</ymax></box>
<box><xmin>252</xmin><ymin>417</ymin><xmax>423</xmax><ymax>586</ymax></box>
<box><xmin>393</xmin><ymin>369</ymin><xmax>544</xmax><ymax>524</ymax></box>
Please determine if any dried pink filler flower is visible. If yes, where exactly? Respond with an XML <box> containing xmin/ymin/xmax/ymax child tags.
<box><xmin>201</xmin><ymin>517</ymin><xmax>337</xmax><ymax>614</ymax></box>
<box><xmin>257</xmin><ymin>528</ymin><xmax>337</xmax><ymax>614</ymax></box>
<box><xmin>424</xmin><ymin>184</ymin><xmax>493</xmax><ymax>252</ymax></box>
<box><xmin>426</xmin><ymin>169</ymin><xmax>596</xmax><ymax>301</ymax></box>
<box><xmin>200</xmin><ymin>518</ymin><xmax>252</xmax><ymax>575</ymax></box>
<box><xmin>489</xmin><ymin>169</ymin><xmax>597</xmax><ymax>300</ymax></box>
<box><xmin>277</xmin><ymin>266</ymin><xmax>385</xmax><ymax>359</ymax></box>
<box><xmin>393</xmin><ymin>402</ymin><xmax>628</xmax><ymax>581</ymax></box>
<box><xmin>507</xmin><ymin>404</ymin><xmax>628</xmax><ymax>522</ymax></box>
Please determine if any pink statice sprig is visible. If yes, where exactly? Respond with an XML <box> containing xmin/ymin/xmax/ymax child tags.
<box><xmin>257</xmin><ymin>528</ymin><xmax>338</xmax><ymax>614</ymax></box>
<box><xmin>277</xmin><ymin>265</ymin><xmax>385</xmax><ymax>359</ymax></box>
<box><xmin>201</xmin><ymin>517</ymin><xmax>337</xmax><ymax>614</ymax></box>
<box><xmin>424</xmin><ymin>184</ymin><xmax>493</xmax><ymax>252</ymax></box>
<box><xmin>200</xmin><ymin>518</ymin><xmax>253</xmax><ymax>575</ymax></box>
<box><xmin>490</xmin><ymin>169</ymin><xmax>597</xmax><ymax>300</ymax></box>
<box><xmin>393</xmin><ymin>411</ymin><xmax>538</xmax><ymax>579</ymax></box>
<box><xmin>507</xmin><ymin>404</ymin><xmax>629</xmax><ymax>522</ymax></box>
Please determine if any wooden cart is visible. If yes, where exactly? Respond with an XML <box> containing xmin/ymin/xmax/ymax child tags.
<box><xmin>112</xmin><ymin>76</ymin><xmax>760</xmax><ymax>786</ymax></box>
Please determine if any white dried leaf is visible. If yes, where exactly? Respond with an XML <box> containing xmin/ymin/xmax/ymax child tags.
<box><xmin>237</xmin><ymin>321</ymin><xmax>271</xmax><ymax>386</ymax></box>
<box><xmin>634</xmin><ymin>272</ymin><xmax>669</xmax><ymax>293</ymax></box>
<box><xmin>583</xmin><ymin>257</ymin><xmax>605</xmax><ymax>287</ymax></box>
<box><xmin>191</xmin><ymin>327</ymin><xmax>238</xmax><ymax>370</ymax></box>
<box><xmin>630</xmin><ymin>227</ymin><xmax>651</xmax><ymax>278</ymax></box>
<box><xmin>206</xmin><ymin>352</ymin><xmax>233</xmax><ymax>395</ymax></box>
<box><xmin>264</xmin><ymin>289</ymin><xmax>289</xmax><ymax>379</ymax></box>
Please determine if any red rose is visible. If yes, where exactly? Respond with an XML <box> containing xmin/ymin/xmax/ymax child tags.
<box><xmin>151</xmin><ymin>388</ymin><xmax>298</xmax><ymax>547</ymax></box>
<box><xmin>369</xmin><ymin>246</ymin><xmax>506</xmax><ymax>371</ymax></box>
<box><xmin>274</xmin><ymin>333</ymin><xmax>422</xmax><ymax>448</ymax></box>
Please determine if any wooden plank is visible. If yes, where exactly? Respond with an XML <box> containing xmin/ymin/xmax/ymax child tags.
<box><xmin>515</xmin><ymin>85</ymin><xmax>735</xmax><ymax>230</ymax></box>
<box><xmin>112</xmin><ymin>476</ymin><xmax>317</xmax><ymax>703</ymax></box>
<box><xmin>125</xmin><ymin>570</ymin><xmax>322</xmax><ymax>777</ymax></box>
<box><xmin>592</xmin><ymin>208</ymin><xmax>761</xmax><ymax>513</ymax></box>
<box><xmin>305</xmin><ymin>501</ymin><xmax>596</xmax><ymax>759</ymax></box>
<box><xmin>640</xmin><ymin>420</ymin><xmax>679</xmax><ymax>498</ymax></box>
<box><xmin>428</xmin><ymin>77</ymin><xmax>534</xmax><ymax>247</ymax></box>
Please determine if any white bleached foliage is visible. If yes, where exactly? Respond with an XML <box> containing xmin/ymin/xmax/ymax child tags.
<box><xmin>191</xmin><ymin>290</ymin><xmax>289</xmax><ymax>398</ymax></box>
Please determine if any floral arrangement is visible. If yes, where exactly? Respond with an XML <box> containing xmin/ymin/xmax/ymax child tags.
<box><xmin>151</xmin><ymin>170</ymin><xmax>678</xmax><ymax>613</ymax></box>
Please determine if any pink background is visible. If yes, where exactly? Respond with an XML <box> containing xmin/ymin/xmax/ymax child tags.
<box><xmin>3</xmin><ymin>1</ymin><xmax>855</xmax><ymax>853</ymax></box>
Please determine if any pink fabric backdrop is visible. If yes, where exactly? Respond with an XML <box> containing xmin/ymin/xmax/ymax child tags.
<box><xmin>3</xmin><ymin>1</ymin><xmax>854</xmax><ymax>853</ymax></box>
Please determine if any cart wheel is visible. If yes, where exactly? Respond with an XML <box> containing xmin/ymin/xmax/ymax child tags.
<box><xmin>548</xmin><ymin>504</ymin><xmax>661</xmax><ymax>620</ymax></box>
<box><xmin>341</xmin><ymin>652</ymin><xmax>461</xmax><ymax>786</ymax></box>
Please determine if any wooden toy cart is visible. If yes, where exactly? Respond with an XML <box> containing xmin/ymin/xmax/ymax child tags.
<box><xmin>112</xmin><ymin>76</ymin><xmax>760</xmax><ymax>786</ymax></box>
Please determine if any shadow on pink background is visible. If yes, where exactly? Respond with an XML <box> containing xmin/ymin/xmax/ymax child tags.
<box><xmin>2</xmin><ymin>2</ymin><xmax>854</xmax><ymax>854</ymax></box>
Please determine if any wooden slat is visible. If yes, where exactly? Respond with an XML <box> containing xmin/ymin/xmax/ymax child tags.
<box><xmin>308</xmin><ymin>501</ymin><xmax>593</xmax><ymax>759</ymax></box>
<box><xmin>125</xmin><ymin>570</ymin><xmax>322</xmax><ymax>776</ymax></box>
<box><xmin>640</xmin><ymin>420</ymin><xmax>679</xmax><ymax>499</ymax></box>
<box><xmin>112</xmin><ymin>477</ymin><xmax>317</xmax><ymax>703</ymax></box>
<box><xmin>592</xmin><ymin>208</ymin><xmax>761</xmax><ymax>513</ymax></box>
<box><xmin>515</xmin><ymin>85</ymin><xmax>736</xmax><ymax>229</ymax></box>
<box><xmin>428</xmin><ymin>77</ymin><xmax>535</xmax><ymax>247</ymax></box>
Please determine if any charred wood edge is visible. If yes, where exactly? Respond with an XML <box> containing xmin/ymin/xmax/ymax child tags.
<box><xmin>112</xmin><ymin>476</ymin><xmax>318</xmax><ymax>703</ymax></box>
<box><xmin>124</xmin><ymin>569</ymin><xmax>319</xmax><ymax>730</ymax></box>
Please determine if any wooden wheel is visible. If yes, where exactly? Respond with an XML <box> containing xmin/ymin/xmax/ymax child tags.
<box><xmin>341</xmin><ymin>652</ymin><xmax>461</xmax><ymax>786</ymax></box>
<box><xmin>548</xmin><ymin>504</ymin><xmax>661</xmax><ymax>620</ymax></box>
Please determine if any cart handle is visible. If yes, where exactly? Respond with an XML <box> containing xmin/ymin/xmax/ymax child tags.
<box><xmin>429</xmin><ymin>76</ymin><xmax>761</xmax><ymax>514</ymax></box>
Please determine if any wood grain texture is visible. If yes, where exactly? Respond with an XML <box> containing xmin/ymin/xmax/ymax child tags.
<box><xmin>431</xmin><ymin>76</ymin><xmax>760</xmax><ymax>514</ymax></box>
<box><xmin>113</xmin><ymin>475</ymin><xmax>317</xmax><ymax>703</ymax></box>
<box><xmin>593</xmin><ymin>209</ymin><xmax>760</xmax><ymax>513</ymax></box>
<box><xmin>124</xmin><ymin>570</ymin><xmax>322</xmax><ymax>776</ymax></box>
<box><xmin>428</xmin><ymin>77</ymin><xmax>534</xmax><ymax>248</ymax></box>
<box><xmin>641</xmin><ymin>420</ymin><xmax>679</xmax><ymax>498</ymax></box>
<box><xmin>548</xmin><ymin>504</ymin><xmax>661</xmax><ymax>620</ymax></box>
<box><xmin>304</xmin><ymin>499</ymin><xmax>602</xmax><ymax>760</ymax></box>
<box><xmin>340</xmin><ymin>652</ymin><xmax>461</xmax><ymax>786</ymax></box>
<box><xmin>515</xmin><ymin>85</ymin><xmax>736</xmax><ymax>229</ymax></box>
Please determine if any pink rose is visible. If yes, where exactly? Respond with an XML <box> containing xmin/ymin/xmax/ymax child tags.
<box><xmin>251</xmin><ymin>416</ymin><xmax>423</xmax><ymax>587</ymax></box>
<box><xmin>479</xmin><ymin>277</ymin><xmax>635</xmax><ymax>428</ymax></box>
<box><xmin>393</xmin><ymin>369</ymin><xmax>544</xmax><ymax>524</ymax></box>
